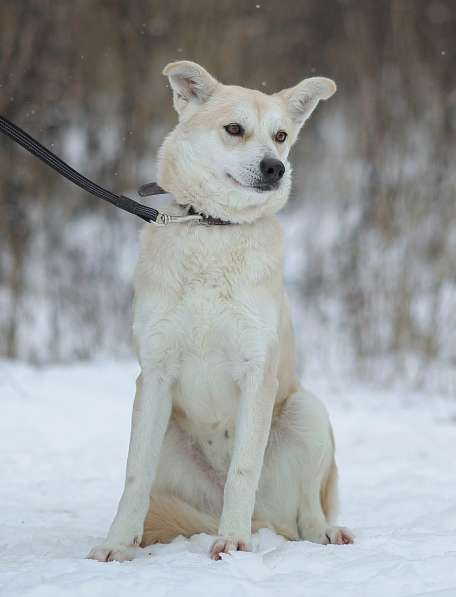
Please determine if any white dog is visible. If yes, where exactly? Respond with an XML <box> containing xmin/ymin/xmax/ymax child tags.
<box><xmin>88</xmin><ymin>61</ymin><xmax>353</xmax><ymax>562</ymax></box>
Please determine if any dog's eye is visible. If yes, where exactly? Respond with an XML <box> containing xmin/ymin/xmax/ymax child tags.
<box><xmin>224</xmin><ymin>123</ymin><xmax>244</xmax><ymax>136</ymax></box>
<box><xmin>274</xmin><ymin>130</ymin><xmax>287</xmax><ymax>143</ymax></box>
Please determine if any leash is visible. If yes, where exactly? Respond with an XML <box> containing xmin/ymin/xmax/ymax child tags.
<box><xmin>0</xmin><ymin>114</ymin><xmax>204</xmax><ymax>226</ymax></box>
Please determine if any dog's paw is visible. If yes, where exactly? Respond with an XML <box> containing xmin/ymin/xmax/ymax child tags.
<box><xmin>210</xmin><ymin>536</ymin><xmax>251</xmax><ymax>560</ymax></box>
<box><xmin>87</xmin><ymin>543</ymin><xmax>137</xmax><ymax>562</ymax></box>
<box><xmin>320</xmin><ymin>526</ymin><xmax>354</xmax><ymax>545</ymax></box>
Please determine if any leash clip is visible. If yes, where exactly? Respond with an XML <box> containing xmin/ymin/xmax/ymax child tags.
<box><xmin>152</xmin><ymin>211</ymin><xmax>204</xmax><ymax>226</ymax></box>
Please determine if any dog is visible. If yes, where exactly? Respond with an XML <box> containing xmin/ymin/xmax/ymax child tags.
<box><xmin>88</xmin><ymin>60</ymin><xmax>353</xmax><ymax>562</ymax></box>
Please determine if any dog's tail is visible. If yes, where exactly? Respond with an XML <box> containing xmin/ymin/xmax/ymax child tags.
<box><xmin>141</xmin><ymin>492</ymin><xmax>298</xmax><ymax>546</ymax></box>
<box><xmin>141</xmin><ymin>492</ymin><xmax>218</xmax><ymax>546</ymax></box>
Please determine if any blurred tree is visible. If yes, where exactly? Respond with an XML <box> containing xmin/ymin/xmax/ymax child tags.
<box><xmin>0</xmin><ymin>0</ymin><xmax>454</xmax><ymax>389</ymax></box>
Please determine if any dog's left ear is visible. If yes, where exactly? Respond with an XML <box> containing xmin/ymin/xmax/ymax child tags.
<box><xmin>278</xmin><ymin>77</ymin><xmax>336</xmax><ymax>126</ymax></box>
<box><xmin>163</xmin><ymin>61</ymin><xmax>218</xmax><ymax>116</ymax></box>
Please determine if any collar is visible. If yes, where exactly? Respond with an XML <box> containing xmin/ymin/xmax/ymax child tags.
<box><xmin>137</xmin><ymin>182</ymin><xmax>233</xmax><ymax>226</ymax></box>
<box><xmin>187</xmin><ymin>205</ymin><xmax>232</xmax><ymax>226</ymax></box>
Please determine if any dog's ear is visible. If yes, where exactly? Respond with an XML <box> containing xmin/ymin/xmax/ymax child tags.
<box><xmin>163</xmin><ymin>61</ymin><xmax>218</xmax><ymax>116</ymax></box>
<box><xmin>278</xmin><ymin>77</ymin><xmax>336</xmax><ymax>125</ymax></box>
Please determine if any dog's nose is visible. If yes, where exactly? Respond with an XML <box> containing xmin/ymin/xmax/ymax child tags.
<box><xmin>260</xmin><ymin>158</ymin><xmax>285</xmax><ymax>185</ymax></box>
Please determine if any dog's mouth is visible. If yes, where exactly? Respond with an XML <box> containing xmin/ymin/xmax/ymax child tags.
<box><xmin>226</xmin><ymin>172</ymin><xmax>278</xmax><ymax>193</ymax></box>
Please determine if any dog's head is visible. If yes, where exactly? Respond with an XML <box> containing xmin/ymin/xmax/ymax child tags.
<box><xmin>158</xmin><ymin>61</ymin><xmax>336</xmax><ymax>223</ymax></box>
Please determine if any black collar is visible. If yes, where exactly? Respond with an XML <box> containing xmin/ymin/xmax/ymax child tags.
<box><xmin>138</xmin><ymin>181</ymin><xmax>233</xmax><ymax>225</ymax></box>
<box><xmin>187</xmin><ymin>205</ymin><xmax>232</xmax><ymax>226</ymax></box>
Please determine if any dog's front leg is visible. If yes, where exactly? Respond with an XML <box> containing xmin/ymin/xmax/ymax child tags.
<box><xmin>88</xmin><ymin>371</ymin><xmax>171</xmax><ymax>562</ymax></box>
<box><xmin>211</xmin><ymin>353</ymin><xmax>278</xmax><ymax>560</ymax></box>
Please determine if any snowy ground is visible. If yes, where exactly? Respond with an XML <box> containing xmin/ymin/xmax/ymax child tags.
<box><xmin>1</xmin><ymin>360</ymin><xmax>456</xmax><ymax>597</ymax></box>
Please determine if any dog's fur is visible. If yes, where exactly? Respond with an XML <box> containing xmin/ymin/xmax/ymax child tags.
<box><xmin>88</xmin><ymin>61</ymin><xmax>353</xmax><ymax>562</ymax></box>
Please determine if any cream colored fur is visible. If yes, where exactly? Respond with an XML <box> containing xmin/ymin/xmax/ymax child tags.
<box><xmin>88</xmin><ymin>61</ymin><xmax>352</xmax><ymax>563</ymax></box>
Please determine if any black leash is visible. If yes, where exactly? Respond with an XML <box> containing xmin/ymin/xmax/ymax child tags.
<box><xmin>0</xmin><ymin>114</ymin><xmax>203</xmax><ymax>226</ymax></box>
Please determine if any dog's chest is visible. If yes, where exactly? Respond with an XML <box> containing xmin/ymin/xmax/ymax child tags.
<box><xmin>135</xmin><ymin>224</ymin><xmax>282</xmax><ymax>427</ymax></box>
<box><xmin>173</xmin><ymin>249</ymin><xmax>263</xmax><ymax>421</ymax></box>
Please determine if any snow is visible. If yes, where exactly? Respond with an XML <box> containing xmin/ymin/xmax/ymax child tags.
<box><xmin>1</xmin><ymin>360</ymin><xmax>456</xmax><ymax>597</ymax></box>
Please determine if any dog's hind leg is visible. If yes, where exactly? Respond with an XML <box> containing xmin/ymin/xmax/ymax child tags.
<box><xmin>292</xmin><ymin>391</ymin><xmax>354</xmax><ymax>545</ymax></box>
<box><xmin>257</xmin><ymin>389</ymin><xmax>353</xmax><ymax>545</ymax></box>
<box><xmin>298</xmin><ymin>462</ymin><xmax>352</xmax><ymax>544</ymax></box>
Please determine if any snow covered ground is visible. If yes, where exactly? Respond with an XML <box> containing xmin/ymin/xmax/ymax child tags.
<box><xmin>1</xmin><ymin>360</ymin><xmax>456</xmax><ymax>597</ymax></box>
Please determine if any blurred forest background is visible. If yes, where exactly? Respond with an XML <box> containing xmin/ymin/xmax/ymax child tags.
<box><xmin>0</xmin><ymin>0</ymin><xmax>455</xmax><ymax>392</ymax></box>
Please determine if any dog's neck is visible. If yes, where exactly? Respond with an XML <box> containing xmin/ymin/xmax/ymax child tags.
<box><xmin>162</xmin><ymin>182</ymin><xmax>285</xmax><ymax>226</ymax></box>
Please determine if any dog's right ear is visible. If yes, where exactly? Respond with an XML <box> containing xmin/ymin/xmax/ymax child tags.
<box><xmin>163</xmin><ymin>61</ymin><xmax>218</xmax><ymax>116</ymax></box>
